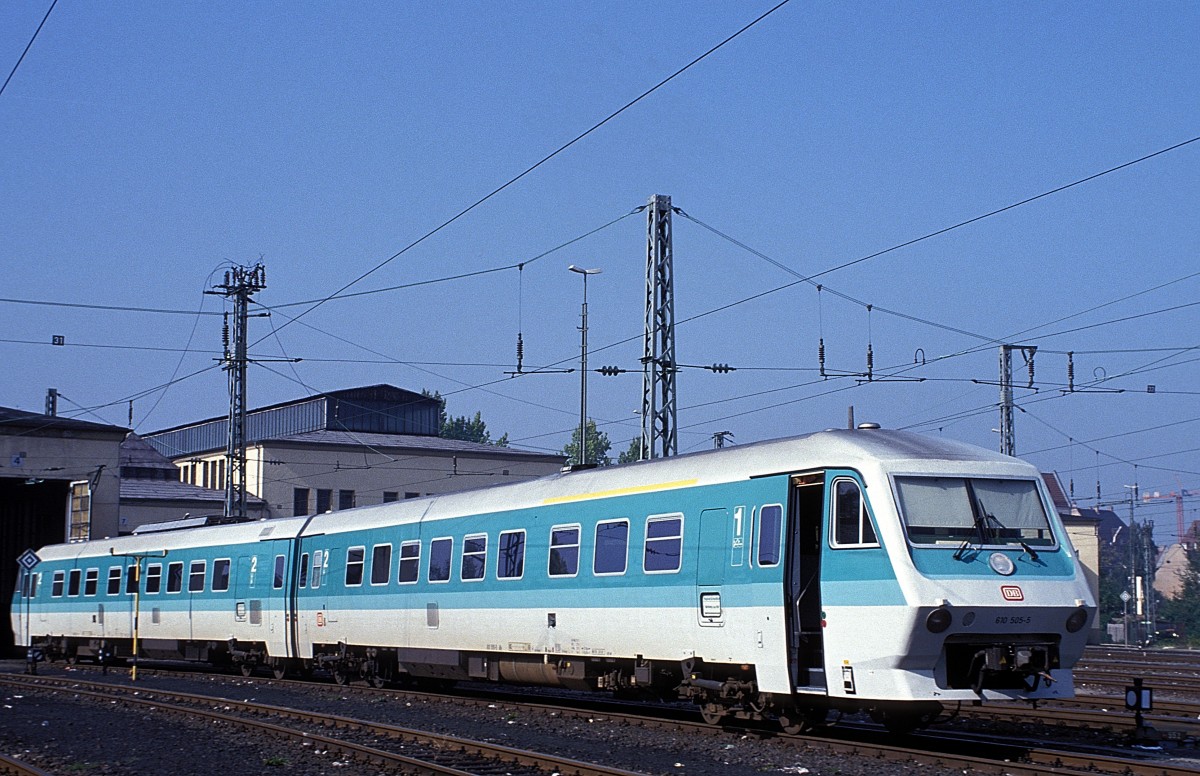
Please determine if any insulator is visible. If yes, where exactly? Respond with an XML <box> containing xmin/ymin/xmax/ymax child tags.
<box><xmin>819</xmin><ymin>338</ymin><xmax>826</xmax><ymax>378</ymax></box>
<box><xmin>516</xmin><ymin>332</ymin><xmax>524</xmax><ymax>373</ymax></box>
<box><xmin>224</xmin><ymin>270</ymin><xmax>231</xmax><ymax>286</ymax></box>
<box><xmin>1067</xmin><ymin>352</ymin><xmax>1075</xmax><ymax>392</ymax></box>
<box><xmin>866</xmin><ymin>343</ymin><xmax>874</xmax><ymax>381</ymax></box>
<box><xmin>1026</xmin><ymin>349</ymin><xmax>1035</xmax><ymax>388</ymax></box>
<box><xmin>222</xmin><ymin>312</ymin><xmax>230</xmax><ymax>354</ymax></box>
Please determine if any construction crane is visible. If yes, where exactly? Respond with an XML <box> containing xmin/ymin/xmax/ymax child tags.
<box><xmin>1142</xmin><ymin>481</ymin><xmax>1199</xmax><ymax>545</ymax></box>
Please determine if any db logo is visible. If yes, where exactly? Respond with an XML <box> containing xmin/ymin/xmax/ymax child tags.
<box><xmin>316</xmin><ymin>612</ymin><xmax>326</xmax><ymax>627</ymax></box>
<box><xmin>1001</xmin><ymin>585</ymin><xmax>1024</xmax><ymax>601</ymax></box>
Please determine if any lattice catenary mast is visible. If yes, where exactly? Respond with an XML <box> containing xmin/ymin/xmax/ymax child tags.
<box><xmin>641</xmin><ymin>194</ymin><xmax>677</xmax><ymax>459</ymax></box>
<box><xmin>208</xmin><ymin>263</ymin><xmax>266</xmax><ymax>518</ymax></box>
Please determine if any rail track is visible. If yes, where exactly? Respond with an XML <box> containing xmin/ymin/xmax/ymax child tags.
<box><xmin>3</xmin><ymin>666</ymin><xmax>1196</xmax><ymax>776</ymax></box>
<box><xmin>0</xmin><ymin>753</ymin><xmax>53</xmax><ymax>776</ymax></box>
<box><xmin>0</xmin><ymin>672</ymin><xmax>643</xmax><ymax>776</ymax></box>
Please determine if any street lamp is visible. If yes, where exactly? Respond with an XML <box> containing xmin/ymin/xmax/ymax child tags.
<box><xmin>569</xmin><ymin>265</ymin><xmax>601</xmax><ymax>466</ymax></box>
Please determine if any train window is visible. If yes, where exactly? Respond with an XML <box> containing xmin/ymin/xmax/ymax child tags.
<box><xmin>345</xmin><ymin>547</ymin><xmax>366</xmax><ymax>587</ymax></box>
<box><xmin>189</xmin><ymin>560</ymin><xmax>206</xmax><ymax>592</ymax></box>
<box><xmin>497</xmin><ymin>530</ymin><xmax>525</xmax><ymax>580</ymax></box>
<box><xmin>299</xmin><ymin>553</ymin><xmax>309</xmax><ymax>588</ymax></box>
<box><xmin>273</xmin><ymin>555</ymin><xmax>286</xmax><ymax>589</ymax></box>
<box><xmin>83</xmin><ymin>568</ymin><xmax>99</xmax><ymax>596</ymax></box>
<box><xmin>461</xmin><ymin>534</ymin><xmax>487</xmax><ymax>581</ymax></box>
<box><xmin>52</xmin><ymin>570</ymin><xmax>65</xmax><ymax>597</ymax></box>
<box><xmin>213</xmin><ymin>559</ymin><xmax>231</xmax><ymax>592</ymax></box>
<box><xmin>311</xmin><ymin>551</ymin><xmax>324</xmax><ymax>589</ymax></box>
<box><xmin>146</xmin><ymin>564</ymin><xmax>162</xmax><ymax>594</ymax></box>
<box><xmin>594</xmin><ymin>520</ymin><xmax>629</xmax><ymax>575</ymax></box>
<box><xmin>107</xmin><ymin>566</ymin><xmax>123</xmax><ymax>595</ymax></box>
<box><xmin>371</xmin><ymin>545</ymin><xmax>392</xmax><ymax>586</ymax></box>
<box><xmin>758</xmin><ymin>504</ymin><xmax>784</xmax><ymax>565</ymax></box>
<box><xmin>68</xmin><ymin>569</ymin><xmax>82</xmax><ymax>596</ymax></box>
<box><xmin>549</xmin><ymin>525</ymin><xmax>580</xmax><ymax>577</ymax></box>
<box><xmin>126</xmin><ymin>566</ymin><xmax>139</xmax><ymax>594</ymax></box>
<box><xmin>831</xmin><ymin>478</ymin><xmax>878</xmax><ymax>548</ymax></box>
<box><xmin>429</xmin><ymin>538</ymin><xmax>452</xmax><ymax>583</ymax></box>
<box><xmin>895</xmin><ymin>476</ymin><xmax>1055</xmax><ymax>547</ymax></box>
<box><xmin>644</xmin><ymin>515</ymin><xmax>684</xmax><ymax>573</ymax></box>
<box><xmin>398</xmin><ymin>541</ymin><xmax>421</xmax><ymax>584</ymax></box>
<box><xmin>23</xmin><ymin>573</ymin><xmax>38</xmax><ymax>599</ymax></box>
<box><xmin>167</xmin><ymin>562</ymin><xmax>184</xmax><ymax>593</ymax></box>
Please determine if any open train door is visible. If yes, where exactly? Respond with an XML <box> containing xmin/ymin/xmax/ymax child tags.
<box><xmin>786</xmin><ymin>472</ymin><xmax>826</xmax><ymax>691</ymax></box>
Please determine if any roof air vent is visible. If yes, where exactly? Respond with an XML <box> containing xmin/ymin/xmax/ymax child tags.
<box><xmin>857</xmin><ymin>422</ymin><xmax>882</xmax><ymax>430</ymax></box>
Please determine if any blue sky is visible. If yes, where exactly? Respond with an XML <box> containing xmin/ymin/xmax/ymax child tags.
<box><xmin>2</xmin><ymin>2</ymin><xmax>1198</xmax><ymax>539</ymax></box>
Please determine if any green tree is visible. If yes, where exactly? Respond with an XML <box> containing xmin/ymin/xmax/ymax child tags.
<box><xmin>562</xmin><ymin>419</ymin><xmax>611</xmax><ymax>466</ymax></box>
<box><xmin>422</xmin><ymin>390</ymin><xmax>509</xmax><ymax>447</ymax></box>
<box><xmin>1159</xmin><ymin>547</ymin><xmax>1200</xmax><ymax>646</ymax></box>
<box><xmin>617</xmin><ymin>436</ymin><xmax>644</xmax><ymax>464</ymax></box>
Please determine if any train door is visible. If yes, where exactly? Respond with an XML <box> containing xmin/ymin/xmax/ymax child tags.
<box><xmin>265</xmin><ymin>542</ymin><xmax>290</xmax><ymax>657</ymax></box>
<box><xmin>235</xmin><ymin>554</ymin><xmax>262</xmax><ymax>629</ymax></box>
<box><xmin>786</xmin><ymin>472</ymin><xmax>826</xmax><ymax>691</ymax></box>
<box><xmin>696</xmin><ymin>508</ymin><xmax>728</xmax><ymax>626</ymax></box>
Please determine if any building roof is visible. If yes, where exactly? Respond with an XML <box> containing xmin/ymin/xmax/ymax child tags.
<box><xmin>119</xmin><ymin>478</ymin><xmax>266</xmax><ymax>504</ymax></box>
<box><xmin>269</xmin><ymin>429</ymin><xmax>562</xmax><ymax>460</ymax></box>
<box><xmin>1041</xmin><ymin>471</ymin><xmax>1072</xmax><ymax>512</ymax></box>
<box><xmin>120</xmin><ymin>432</ymin><xmax>178</xmax><ymax>472</ymax></box>
<box><xmin>143</xmin><ymin>384</ymin><xmax>444</xmax><ymax>457</ymax></box>
<box><xmin>0</xmin><ymin>405</ymin><xmax>128</xmax><ymax>436</ymax></box>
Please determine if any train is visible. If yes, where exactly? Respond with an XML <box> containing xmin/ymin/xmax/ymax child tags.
<box><xmin>10</xmin><ymin>426</ymin><xmax>1095</xmax><ymax>733</ymax></box>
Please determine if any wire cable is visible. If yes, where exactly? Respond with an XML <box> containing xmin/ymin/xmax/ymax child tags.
<box><xmin>0</xmin><ymin>0</ymin><xmax>57</xmax><ymax>100</ymax></box>
<box><xmin>264</xmin><ymin>1</ymin><xmax>794</xmax><ymax>337</ymax></box>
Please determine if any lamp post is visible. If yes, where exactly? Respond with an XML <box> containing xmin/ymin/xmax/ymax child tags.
<box><xmin>569</xmin><ymin>265</ymin><xmax>601</xmax><ymax>466</ymax></box>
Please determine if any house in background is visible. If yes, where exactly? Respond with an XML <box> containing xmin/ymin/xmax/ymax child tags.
<box><xmin>142</xmin><ymin>384</ymin><xmax>566</xmax><ymax>519</ymax></box>
<box><xmin>1041</xmin><ymin>472</ymin><xmax>1102</xmax><ymax>644</ymax></box>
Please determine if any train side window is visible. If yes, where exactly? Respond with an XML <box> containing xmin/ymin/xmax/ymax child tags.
<box><xmin>831</xmin><ymin>478</ymin><xmax>879</xmax><ymax>548</ymax></box>
<box><xmin>497</xmin><ymin>530</ymin><xmax>525</xmax><ymax>580</ymax></box>
<box><xmin>644</xmin><ymin>514</ymin><xmax>684</xmax><ymax>573</ymax></box>
<box><xmin>125</xmin><ymin>566</ymin><xmax>139</xmax><ymax>594</ymax></box>
<box><xmin>758</xmin><ymin>504</ymin><xmax>784</xmax><ymax>566</ymax></box>
<box><xmin>273</xmin><ymin>555</ymin><xmax>286</xmax><ymax>589</ymax></box>
<box><xmin>549</xmin><ymin>525</ymin><xmax>580</xmax><ymax>577</ymax></box>
<box><xmin>429</xmin><ymin>538</ymin><xmax>452</xmax><ymax>583</ymax></box>
<box><xmin>371</xmin><ymin>545</ymin><xmax>392</xmax><ymax>586</ymax></box>
<box><xmin>299</xmin><ymin>553</ymin><xmax>309</xmax><ymax>588</ymax></box>
<box><xmin>398</xmin><ymin>541</ymin><xmax>421</xmax><ymax>584</ymax></box>
<box><xmin>83</xmin><ymin>568</ymin><xmax>98</xmax><ymax>596</ymax></box>
<box><xmin>68</xmin><ymin>569</ymin><xmax>82</xmax><ymax>597</ymax></box>
<box><xmin>25</xmin><ymin>573</ymin><xmax>38</xmax><ymax>598</ymax></box>
<box><xmin>461</xmin><ymin>534</ymin><xmax>487</xmax><ymax>581</ymax></box>
<box><xmin>167</xmin><ymin>562</ymin><xmax>184</xmax><ymax>593</ymax></box>
<box><xmin>311</xmin><ymin>551</ymin><xmax>324</xmax><ymax>589</ymax></box>
<box><xmin>345</xmin><ymin>547</ymin><xmax>365</xmax><ymax>587</ymax></box>
<box><xmin>146</xmin><ymin>564</ymin><xmax>162</xmax><ymax>594</ymax></box>
<box><xmin>107</xmin><ymin>566</ymin><xmax>122</xmax><ymax>595</ymax></box>
<box><xmin>52</xmin><ymin>570</ymin><xmax>65</xmax><ymax>597</ymax></box>
<box><xmin>594</xmin><ymin>519</ymin><xmax>629</xmax><ymax>575</ymax></box>
<box><xmin>189</xmin><ymin>560</ymin><xmax>206</xmax><ymax>592</ymax></box>
<box><xmin>213</xmin><ymin>559</ymin><xmax>231</xmax><ymax>592</ymax></box>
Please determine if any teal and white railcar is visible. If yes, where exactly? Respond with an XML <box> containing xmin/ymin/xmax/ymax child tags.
<box><xmin>11</xmin><ymin>428</ymin><xmax>1095</xmax><ymax>732</ymax></box>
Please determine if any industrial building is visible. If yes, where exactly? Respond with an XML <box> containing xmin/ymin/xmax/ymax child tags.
<box><xmin>141</xmin><ymin>384</ymin><xmax>566</xmax><ymax>519</ymax></box>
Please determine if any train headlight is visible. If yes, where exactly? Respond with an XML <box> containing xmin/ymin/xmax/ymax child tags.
<box><xmin>926</xmin><ymin>608</ymin><xmax>952</xmax><ymax>633</ymax></box>
<box><xmin>1065</xmin><ymin>607</ymin><xmax>1089</xmax><ymax>633</ymax></box>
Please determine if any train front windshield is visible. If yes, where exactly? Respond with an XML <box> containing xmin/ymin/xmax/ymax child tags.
<box><xmin>894</xmin><ymin>476</ymin><xmax>1056</xmax><ymax>548</ymax></box>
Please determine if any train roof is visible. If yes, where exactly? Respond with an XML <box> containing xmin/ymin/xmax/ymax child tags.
<box><xmin>33</xmin><ymin>428</ymin><xmax>1035</xmax><ymax>561</ymax></box>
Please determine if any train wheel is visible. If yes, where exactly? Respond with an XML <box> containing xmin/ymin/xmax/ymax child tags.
<box><xmin>699</xmin><ymin>703</ymin><xmax>726</xmax><ymax>726</ymax></box>
<box><xmin>239</xmin><ymin>662</ymin><xmax>255</xmax><ymax>678</ymax></box>
<box><xmin>332</xmin><ymin>667</ymin><xmax>351</xmax><ymax>686</ymax></box>
<box><xmin>272</xmin><ymin>663</ymin><xmax>287</xmax><ymax>680</ymax></box>
<box><xmin>778</xmin><ymin>708</ymin><xmax>827</xmax><ymax>735</ymax></box>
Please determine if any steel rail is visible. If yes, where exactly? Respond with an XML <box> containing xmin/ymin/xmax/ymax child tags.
<box><xmin>0</xmin><ymin>674</ymin><xmax>642</xmax><ymax>776</ymax></box>
<box><xmin>0</xmin><ymin>753</ymin><xmax>53</xmax><ymax>776</ymax></box>
<box><xmin>5</xmin><ymin>670</ymin><xmax>1194</xmax><ymax>776</ymax></box>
